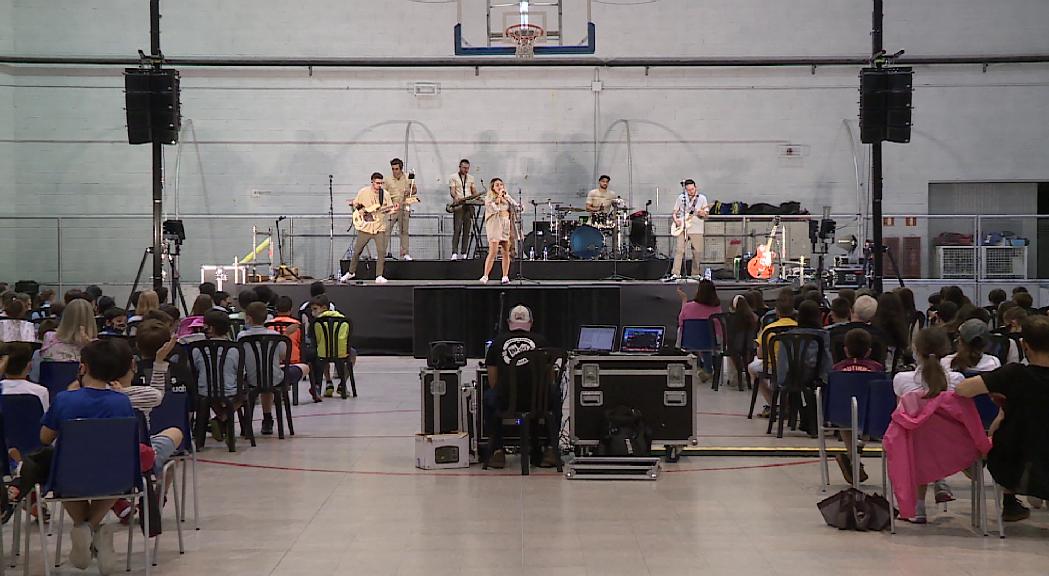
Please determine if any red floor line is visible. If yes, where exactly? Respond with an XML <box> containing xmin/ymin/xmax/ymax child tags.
<box><xmin>196</xmin><ymin>457</ymin><xmax>819</xmax><ymax>477</ymax></box>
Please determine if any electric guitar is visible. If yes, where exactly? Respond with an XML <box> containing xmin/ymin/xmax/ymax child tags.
<box><xmin>352</xmin><ymin>203</ymin><xmax>399</xmax><ymax>232</ymax></box>
<box><xmin>747</xmin><ymin>216</ymin><xmax>782</xmax><ymax>280</ymax></box>
<box><xmin>670</xmin><ymin>199</ymin><xmax>709</xmax><ymax>237</ymax></box>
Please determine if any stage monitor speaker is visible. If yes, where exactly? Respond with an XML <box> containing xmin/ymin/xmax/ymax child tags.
<box><xmin>859</xmin><ymin>67</ymin><xmax>913</xmax><ymax>144</ymax></box>
<box><xmin>125</xmin><ymin>68</ymin><xmax>182</xmax><ymax>145</ymax></box>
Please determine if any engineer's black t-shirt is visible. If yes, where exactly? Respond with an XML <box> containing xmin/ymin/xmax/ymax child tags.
<box><xmin>981</xmin><ymin>363</ymin><xmax>1049</xmax><ymax>499</ymax></box>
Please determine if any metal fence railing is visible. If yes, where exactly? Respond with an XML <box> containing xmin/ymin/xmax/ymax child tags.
<box><xmin>0</xmin><ymin>213</ymin><xmax>1043</xmax><ymax>296</ymax></box>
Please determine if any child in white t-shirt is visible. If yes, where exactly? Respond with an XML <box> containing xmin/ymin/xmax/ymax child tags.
<box><xmin>0</xmin><ymin>342</ymin><xmax>51</xmax><ymax>472</ymax></box>
<box><xmin>942</xmin><ymin>319</ymin><xmax>1001</xmax><ymax>374</ymax></box>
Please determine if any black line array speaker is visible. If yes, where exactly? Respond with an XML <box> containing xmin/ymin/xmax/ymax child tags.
<box><xmin>125</xmin><ymin>68</ymin><xmax>181</xmax><ymax>145</ymax></box>
<box><xmin>859</xmin><ymin>67</ymin><xmax>912</xmax><ymax>144</ymax></box>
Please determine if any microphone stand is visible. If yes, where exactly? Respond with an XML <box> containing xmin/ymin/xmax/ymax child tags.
<box><xmin>603</xmin><ymin>200</ymin><xmax>634</xmax><ymax>282</ymax></box>
<box><xmin>327</xmin><ymin>174</ymin><xmax>336</xmax><ymax>280</ymax></box>
<box><xmin>511</xmin><ymin>188</ymin><xmax>539</xmax><ymax>284</ymax></box>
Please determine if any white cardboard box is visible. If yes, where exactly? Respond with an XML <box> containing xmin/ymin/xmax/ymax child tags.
<box><xmin>415</xmin><ymin>433</ymin><xmax>470</xmax><ymax>470</ymax></box>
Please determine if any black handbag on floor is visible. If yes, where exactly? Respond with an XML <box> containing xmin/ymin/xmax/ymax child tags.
<box><xmin>818</xmin><ymin>488</ymin><xmax>892</xmax><ymax>531</ymax></box>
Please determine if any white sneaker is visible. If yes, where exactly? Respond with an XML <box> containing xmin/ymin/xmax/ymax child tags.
<box><xmin>402</xmin><ymin>254</ymin><xmax>413</xmax><ymax>261</ymax></box>
<box><xmin>501</xmin><ymin>276</ymin><xmax>510</xmax><ymax>284</ymax></box>
<box><xmin>479</xmin><ymin>276</ymin><xmax>488</xmax><ymax>284</ymax></box>
<box><xmin>375</xmin><ymin>276</ymin><xmax>388</xmax><ymax>284</ymax></box>
<box><xmin>339</xmin><ymin>271</ymin><xmax>355</xmax><ymax>282</ymax></box>
<box><xmin>69</xmin><ymin>523</ymin><xmax>92</xmax><ymax>569</ymax></box>
<box><xmin>93</xmin><ymin>524</ymin><xmax>117</xmax><ymax>575</ymax></box>
<box><xmin>459</xmin><ymin>253</ymin><xmax>468</xmax><ymax>260</ymax></box>
<box><xmin>450</xmin><ymin>253</ymin><xmax>460</xmax><ymax>261</ymax></box>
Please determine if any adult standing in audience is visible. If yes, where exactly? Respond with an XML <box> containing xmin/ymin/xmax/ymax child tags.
<box><xmin>448</xmin><ymin>159</ymin><xmax>478</xmax><ymax>261</ymax></box>
<box><xmin>41</xmin><ymin>298</ymin><xmax>96</xmax><ymax>362</ymax></box>
<box><xmin>873</xmin><ymin>292</ymin><xmax>910</xmax><ymax>369</ymax></box>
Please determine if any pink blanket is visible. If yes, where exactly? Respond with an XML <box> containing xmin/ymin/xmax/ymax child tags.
<box><xmin>883</xmin><ymin>391</ymin><xmax>992</xmax><ymax>518</ymax></box>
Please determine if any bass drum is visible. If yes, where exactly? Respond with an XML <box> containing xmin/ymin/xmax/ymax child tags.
<box><xmin>570</xmin><ymin>225</ymin><xmax>605</xmax><ymax>260</ymax></box>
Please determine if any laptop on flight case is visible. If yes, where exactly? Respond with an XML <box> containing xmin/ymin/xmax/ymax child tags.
<box><xmin>576</xmin><ymin>325</ymin><xmax>618</xmax><ymax>353</ymax></box>
<box><xmin>619</xmin><ymin>326</ymin><xmax>665</xmax><ymax>354</ymax></box>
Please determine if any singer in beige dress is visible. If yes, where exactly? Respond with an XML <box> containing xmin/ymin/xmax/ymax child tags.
<box><xmin>481</xmin><ymin>178</ymin><xmax>514</xmax><ymax>284</ymax></box>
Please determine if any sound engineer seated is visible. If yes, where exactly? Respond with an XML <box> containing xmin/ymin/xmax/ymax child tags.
<box><xmin>484</xmin><ymin>305</ymin><xmax>560</xmax><ymax>469</ymax></box>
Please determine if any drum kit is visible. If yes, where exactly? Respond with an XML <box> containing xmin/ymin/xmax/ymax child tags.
<box><xmin>522</xmin><ymin>199</ymin><xmax>654</xmax><ymax>260</ymax></box>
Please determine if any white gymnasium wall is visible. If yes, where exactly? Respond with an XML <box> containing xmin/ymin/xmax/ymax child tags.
<box><xmin>4</xmin><ymin>0</ymin><xmax>1049</xmax><ymax>290</ymax></box>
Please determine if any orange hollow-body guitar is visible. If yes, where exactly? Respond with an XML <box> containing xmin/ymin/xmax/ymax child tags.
<box><xmin>747</xmin><ymin>217</ymin><xmax>782</xmax><ymax>280</ymax></box>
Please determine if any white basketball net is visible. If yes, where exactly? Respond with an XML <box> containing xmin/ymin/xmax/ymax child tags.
<box><xmin>506</xmin><ymin>24</ymin><xmax>544</xmax><ymax>59</ymax></box>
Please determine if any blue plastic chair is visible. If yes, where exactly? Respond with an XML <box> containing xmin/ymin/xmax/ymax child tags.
<box><xmin>680</xmin><ymin>319</ymin><xmax>719</xmax><ymax>386</ymax></box>
<box><xmin>817</xmin><ymin>371</ymin><xmax>882</xmax><ymax>490</ymax></box>
<box><xmin>149</xmin><ymin>389</ymin><xmax>199</xmax><ymax>531</ymax></box>
<box><xmin>0</xmin><ymin>394</ymin><xmax>46</xmax><ymax>568</ymax></box>
<box><xmin>36</xmin><ymin>362</ymin><xmax>79</xmax><ymax>402</ymax></box>
<box><xmin>30</xmin><ymin>418</ymin><xmax>150</xmax><ymax>576</ymax></box>
<box><xmin>864</xmin><ymin>378</ymin><xmax>898</xmax><ymax>534</ymax></box>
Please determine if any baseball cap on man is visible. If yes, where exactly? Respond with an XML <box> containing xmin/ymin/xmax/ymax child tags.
<box><xmin>508</xmin><ymin>305</ymin><xmax>533</xmax><ymax>330</ymax></box>
<box><xmin>958</xmin><ymin>318</ymin><xmax>990</xmax><ymax>345</ymax></box>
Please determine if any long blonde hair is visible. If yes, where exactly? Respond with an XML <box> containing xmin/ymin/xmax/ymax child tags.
<box><xmin>136</xmin><ymin>290</ymin><xmax>160</xmax><ymax>316</ymax></box>
<box><xmin>55</xmin><ymin>298</ymin><xmax>97</xmax><ymax>345</ymax></box>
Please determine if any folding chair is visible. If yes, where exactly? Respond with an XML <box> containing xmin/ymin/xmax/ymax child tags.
<box><xmin>483</xmin><ymin>348</ymin><xmax>563</xmax><ymax>476</ymax></box>
<box><xmin>679</xmin><ymin>319</ymin><xmax>719</xmax><ymax>390</ymax></box>
<box><xmin>865</xmin><ymin>378</ymin><xmax>897</xmax><ymax>534</ymax></box>
<box><xmin>32</xmin><ymin>418</ymin><xmax>150</xmax><ymax>576</ymax></box>
<box><xmin>0</xmin><ymin>395</ymin><xmax>44</xmax><ymax>570</ymax></box>
<box><xmin>239</xmin><ymin>334</ymin><xmax>296</xmax><ymax>439</ymax></box>
<box><xmin>816</xmin><ymin>371</ymin><xmax>881</xmax><ymax>491</ymax></box>
<box><xmin>746</xmin><ymin>325</ymin><xmax>792</xmax><ymax>419</ymax></box>
<box><xmin>312</xmin><ymin>317</ymin><xmax>357</xmax><ymax>399</ymax></box>
<box><xmin>36</xmin><ymin>362</ymin><xmax>79</xmax><ymax>403</ymax></box>
<box><xmin>150</xmin><ymin>388</ymin><xmax>200</xmax><ymax>531</ymax></box>
<box><xmin>186</xmin><ymin>340</ymin><xmax>250</xmax><ymax>452</ymax></box>
<box><xmin>265</xmin><ymin>320</ymin><xmax>303</xmax><ymax>405</ymax></box>
<box><xmin>767</xmin><ymin>331</ymin><xmax>825</xmax><ymax>438</ymax></box>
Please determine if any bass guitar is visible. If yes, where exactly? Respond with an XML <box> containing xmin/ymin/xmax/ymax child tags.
<box><xmin>747</xmin><ymin>216</ymin><xmax>782</xmax><ymax>280</ymax></box>
<box><xmin>352</xmin><ymin>203</ymin><xmax>399</xmax><ymax>232</ymax></box>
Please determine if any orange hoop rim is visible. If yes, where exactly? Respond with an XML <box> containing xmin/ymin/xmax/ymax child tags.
<box><xmin>504</xmin><ymin>22</ymin><xmax>545</xmax><ymax>41</ymax></box>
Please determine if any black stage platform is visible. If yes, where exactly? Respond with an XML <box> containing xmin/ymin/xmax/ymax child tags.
<box><xmin>341</xmin><ymin>258</ymin><xmax>673</xmax><ymax>281</ymax></box>
<box><xmin>250</xmin><ymin>279</ymin><xmax>786</xmax><ymax>357</ymax></box>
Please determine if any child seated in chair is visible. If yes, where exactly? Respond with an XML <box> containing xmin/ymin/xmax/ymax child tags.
<box><xmin>32</xmin><ymin>339</ymin><xmax>138</xmax><ymax>573</ymax></box>
<box><xmin>308</xmin><ymin>295</ymin><xmax>356</xmax><ymax>400</ymax></box>
<box><xmin>237</xmin><ymin>302</ymin><xmax>309</xmax><ymax>435</ymax></box>
<box><xmin>892</xmin><ymin>327</ymin><xmax>964</xmax><ymax>523</ymax></box>
<box><xmin>191</xmin><ymin>309</ymin><xmax>243</xmax><ymax>442</ymax></box>
<box><xmin>829</xmin><ymin>329</ymin><xmax>885</xmax><ymax>485</ymax></box>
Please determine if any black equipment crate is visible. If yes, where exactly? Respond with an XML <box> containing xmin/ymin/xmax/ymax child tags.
<box><xmin>420</xmin><ymin>369</ymin><xmax>465</xmax><ymax>435</ymax></box>
<box><xmin>568</xmin><ymin>354</ymin><xmax>699</xmax><ymax>448</ymax></box>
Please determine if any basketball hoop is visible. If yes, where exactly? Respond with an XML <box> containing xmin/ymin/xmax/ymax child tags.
<box><xmin>505</xmin><ymin>23</ymin><xmax>545</xmax><ymax>59</ymax></box>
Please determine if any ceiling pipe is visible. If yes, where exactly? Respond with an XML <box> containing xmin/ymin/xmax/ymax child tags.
<box><xmin>1</xmin><ymin>54</ymin><xmax>1048</xmax><ymax>68</ymax></box>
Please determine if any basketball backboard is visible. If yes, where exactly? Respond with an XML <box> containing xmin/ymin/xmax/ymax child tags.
<box><xmin>454</xmin><ymin>0</ymin><xmax>596</xmax><ymax>57</ymax></box>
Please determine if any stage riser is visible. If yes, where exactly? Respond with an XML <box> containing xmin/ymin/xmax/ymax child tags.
<box><xmin>340</xmin><ymin>259</ymin><xmax>675</xmax><ymax>281</ymax></box>
<box><xmin>252</xmin><ymin>282</ymin><xmax>777</xmax><ymax>356</ymax></box>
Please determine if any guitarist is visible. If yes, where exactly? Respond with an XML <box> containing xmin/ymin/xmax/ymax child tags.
<box><xmin>670</xmin><ymin>179</ymin><xmax>710</xmax><ymax>280</ymax></box>
<box><xmin>447</xmin><ymin>159</ymin><xmax>478</xmax><ymax>260</ymax></box>
<box><xmin>341</xmin><ymin>172</ymin><xmax>398</xmax><ymax>284</ymax></box>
